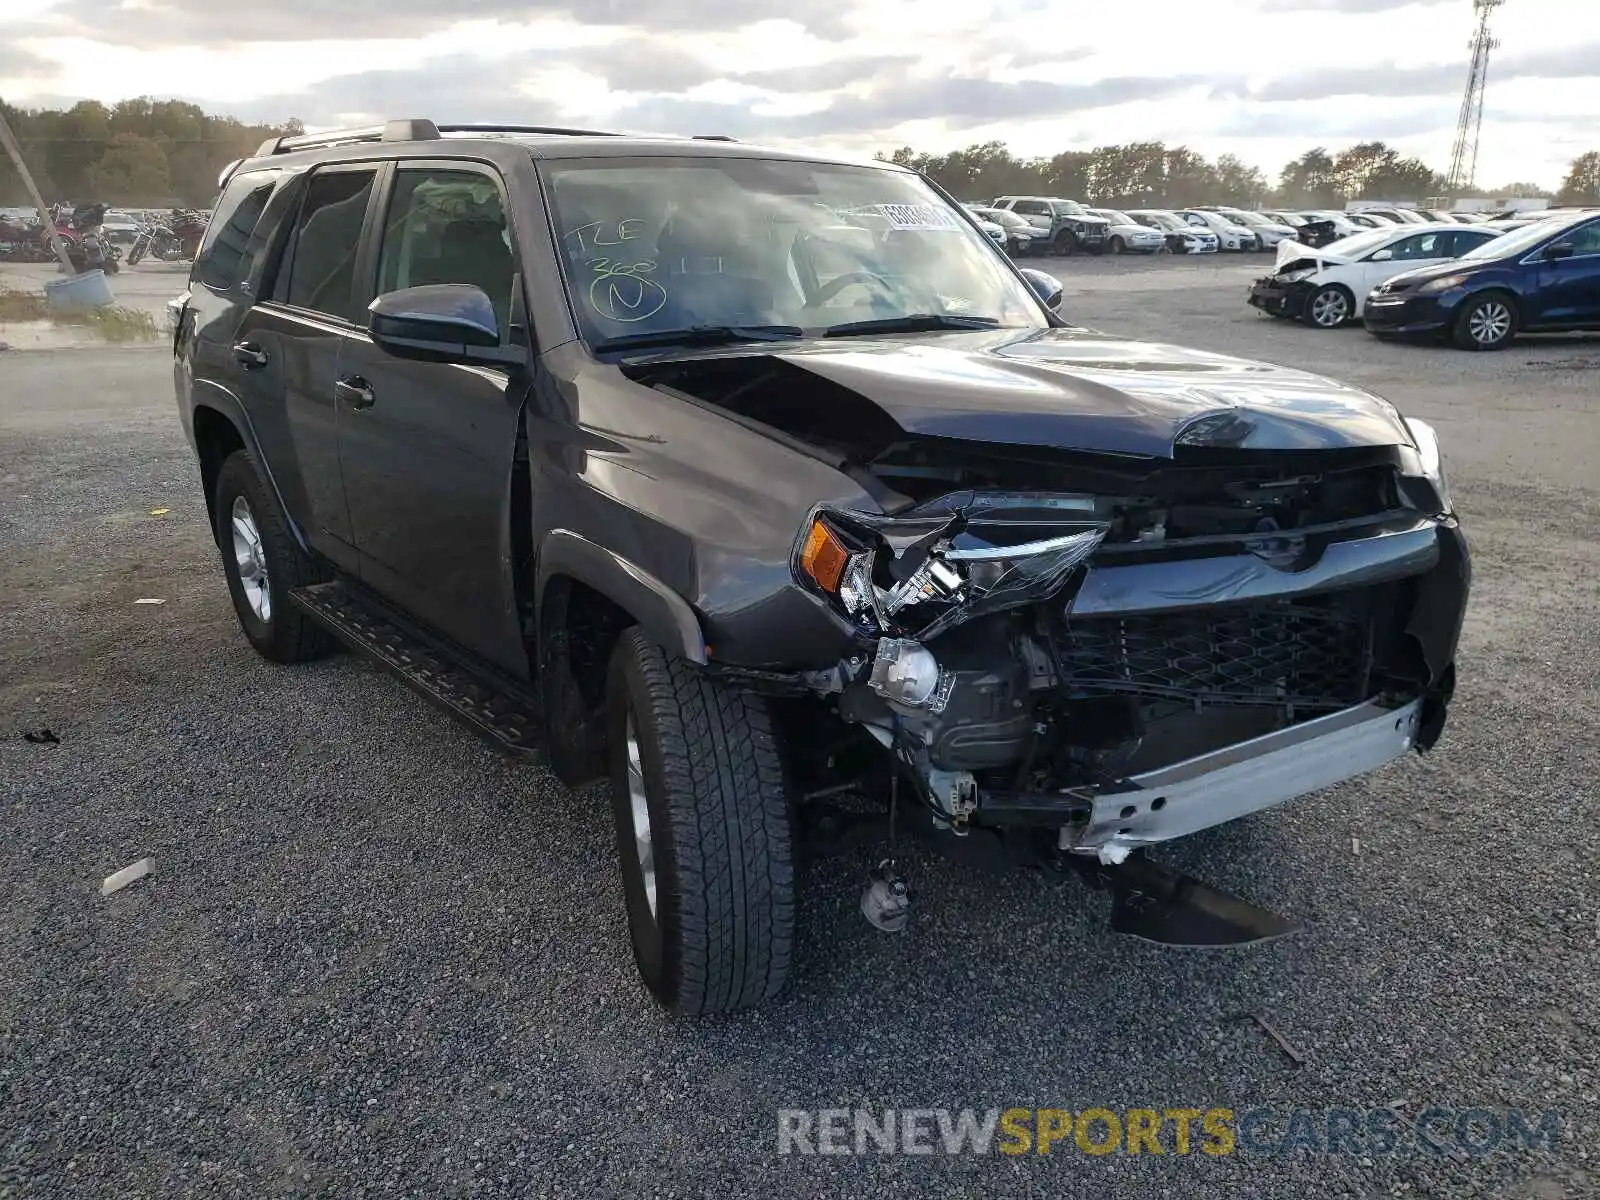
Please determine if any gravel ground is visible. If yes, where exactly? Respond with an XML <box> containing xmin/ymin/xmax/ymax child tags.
<box><xmin>1</xmin><ymin>254</ymin><xmax>1596</xmax><ymax>1199</ymax></box>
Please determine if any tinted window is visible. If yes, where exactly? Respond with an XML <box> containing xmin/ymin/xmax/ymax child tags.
<box><xmin>376</xmin><ymin>168</ymin><xmax>515</xmax><ymax>332</ymax></box>
<box><xmin>1563</xmin><ymin>220</ymin><xmax>1600</xmax><ymax>256</ymax></box>
<box><xmin>1013</xmin><ymin>200</ymin><xmax>1048</xmax><ymax>216</ymax></box>
<box><xmin>1387</xmin><ymin>232</ymin><xmax>1445</xmax><ymax>260</ymax></box>
<box><xmin>193</xmin><ymin>172</ymin><xmax>276</xmax><ymax>293</ymax></box>
<box><xmin>275</xmin><ymin>168</ymin><xmax>376</xmax><ymax>322</ymax></box>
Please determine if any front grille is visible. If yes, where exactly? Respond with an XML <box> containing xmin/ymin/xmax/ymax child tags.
<box><xmin>1059</xmin><ymin>596</ymin><xmax>1372</xmax><ymax>711</ymax></box>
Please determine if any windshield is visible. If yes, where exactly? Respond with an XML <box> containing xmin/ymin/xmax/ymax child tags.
<box><xmin>1459</xmin><ymin>215</ymin><xmax>1570</xmax><ymax>260</ymax></box>
<box><xmin>978</xmin><ymin>207</ymin><xmax>1031</xmax><ymax>229</ymax></box>
<box><xmin>541</xmin><ymin>157</ymin><xmax>1047</xmax><ymax>346</ymax></box>
<box><xmin>1050</xmin><ymin>199</ymin><xmax>1088</xmax><ymax>216</ymax></box>
<box><xmin>1138</xmin><ymin>212</ymin><xmax>1184</xmax><ymax>231</ymax></box>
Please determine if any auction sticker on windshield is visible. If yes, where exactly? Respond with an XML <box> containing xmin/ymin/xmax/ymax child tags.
<box><xmin>877</xmin><ymin>203</ymin><xmax>963</xmax><ymax>231</ymax></box>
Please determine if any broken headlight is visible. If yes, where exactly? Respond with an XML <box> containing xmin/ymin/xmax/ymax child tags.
<box><xmin>1398</xmin><ymin>416</ymin><xmax>1452</xmax><ymax>515</ymax></box>
<box><xmin>796</xmin><ymin>499</ymin><xmax>1108</xmax><ymax>639</ymax></box>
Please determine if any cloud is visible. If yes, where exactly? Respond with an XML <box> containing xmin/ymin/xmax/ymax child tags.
<box><xmin>1213</xmin><ymin>102</ymin><xmax>1458</xmax><ymax>140</ymax></box>
<box><xmin>1247</xmin><ymin>44</ymin><xmax>1600</xmax><ymax>101</ymax></box>
<box><xmin>1257</xmin><ymin>0</ymin><xmax>1454</xmax><ymax>11</ymax></box>
<box><xmin>0</xmin><ymin>43</ymin><xmax>50</xmax><ymax>78</ymax></box>
<box><xmin>41</xmin><ymin>0</ymin><xmax>854</xmax><ymax>46</ymax></box>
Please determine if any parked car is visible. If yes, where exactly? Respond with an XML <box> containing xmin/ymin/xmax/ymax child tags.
<box><xmin>1176</xmin><ymin>209</ymin><xmax>1258</xmax><ymax>251</ymax></box>
<box><xmin>1347</xmin><ymin>213</ymin><xmax>1398</xmax><ymax>228</ymax></box>
<box><xmin>1127</xmin><ymin>210</ymin><xmax>1219</xmax><ymax>253</ymax></box>
<box><xmin>1297</xmin><ymin>211</ymin><xmax>1365</xmax><ymax>239</ymax></box>
<box><xmin>1085</xmin><ymin>208</ymin><xmax>1167</xmax><ymax>254</ymax></box>
<box><xmin>989</xmin><ymin>195</ymin><xmax>1111</xmax><ymax>255</ymax></box>
<box><xmin>1350</xmin><ymin>206</ymin><xmax>1429</xmax><ymax>226</ymax></box>
<box><xmin>1205</xmin><ymin>207</ymin><xmax>1298</xmax><ymax>249</ymax></box>
<box><xmin>1259</xmin><ymin>210</ymin><xmax>1306</xmax><ymax>229</ymax></box>
<box><xmin>967</xmin><ymin>210</ymin><xmax>1009</xmax><ymax>249</ymax></box>
<box><xmin>171</xmin><ymin>117</ymin><xmax>1468</xmax><ymax>1013</ymax></box>
<box><xmin>967</xmin><ymin>204</ymin><xmax>1043</xmax><ymax>255</ymax></box>
<box><xmin>1249</xmin><ymin>223</ymin><xmax>1501</xmax><ymax>328</ymax></box>
<box><xmin>1363</xmin><ymin>209</ymin><xmax>1600</xmax><ymax>349</ymax></box>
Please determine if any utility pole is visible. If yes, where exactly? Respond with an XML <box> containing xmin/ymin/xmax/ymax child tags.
<box><xmin>0</xmin><ymin>108</ymin><xmax>77</xmax><ymax>273</ymax></box>
<box><xmin>1445</xmin><ymin>0</ymin><xmax>1504</xmax><ymax>195</ymax></box>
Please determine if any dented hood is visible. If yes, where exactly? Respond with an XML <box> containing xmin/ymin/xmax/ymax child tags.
<box><xmin>1274</xmin><ymin>239</ymin><xmax>1352</xmax><ymax>270</ymax></box>
<box><xmin>731</xmin><ymin>328</ymin><xmax>1413</xmax><ymax>458</ymax></box>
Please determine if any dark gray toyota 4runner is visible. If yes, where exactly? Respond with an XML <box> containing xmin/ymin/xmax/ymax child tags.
<box><xmin>172</xmin><ymin>119</ymin><xmax>1468</xmax><ymax>1014</ymax></box>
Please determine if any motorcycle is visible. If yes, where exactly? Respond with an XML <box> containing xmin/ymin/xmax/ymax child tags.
<box><xmin>50</xmin><ymin>203</ymin><xmax>121</xmax><ymax>274</ymax></box>
<box><xmin>129</xmin><ymin>208</ymin><xmax>205</xmax><ymax>265</ymax></box>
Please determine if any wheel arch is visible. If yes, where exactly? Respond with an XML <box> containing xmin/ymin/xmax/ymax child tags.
<box><xmin>188</xmin><ymin>387</ymin><xmax>305</xmax><ymax>553</ymax></box>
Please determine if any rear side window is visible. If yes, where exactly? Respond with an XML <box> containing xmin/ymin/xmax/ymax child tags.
<box><xmin>274</xmin><ymin>168</ymin><xmax>377</xmax><ymax>323</ymax></box>
<box><xmin>193</xmin><ymin>172</ymin><xmax>276</xmax><ymax>293</ymax></box>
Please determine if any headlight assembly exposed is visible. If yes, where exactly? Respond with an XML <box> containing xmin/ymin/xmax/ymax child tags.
<box><xmin>795</xmin><ymin>503</ymin><xmax>1108</xmax><ymax>640</ymax></box>
<box><xmin>1399</xmin><ymin>417</ymin><xmax>1452</xmax><ymax>514</ymax></box>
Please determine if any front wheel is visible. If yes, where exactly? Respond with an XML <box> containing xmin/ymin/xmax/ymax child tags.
<box><xmin>606</xmin><ymin>629</ymin><xmax>796</xmax><ymax>1015</ymax></box>
<box><xmin>1053</xmin><ymin>231</ymin><xmax>1077</xmax><ymax>257</ymax></box>
<box><xmin>1109</xmin><ymin>235</ymin><xmax>1126</xmax><ymax>255</ymax></box>
<box><xmin>1452</xmin><ymin>292</ymin><xmax>1517</xmax><ymax>350</ymax></box>
<box><xmin>1305</xmin><ymin>285</ymin><xmax>1354</xmax><ymax>329</ymax></box>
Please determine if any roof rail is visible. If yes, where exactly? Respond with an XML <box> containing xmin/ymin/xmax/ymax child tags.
<box><xmin>252</xmin><ymin>117</ymin><xmax>726</xmax><ymax>160</ymax></box>
<box><xmin>692</xmin><ymin>134</ymin><xmax>738</xmax><ymax>142</ymax></box>
<box><xmin>436</xmin><ymin>123</ymin><xmax>622</xmax><ymax>138</ymax></box>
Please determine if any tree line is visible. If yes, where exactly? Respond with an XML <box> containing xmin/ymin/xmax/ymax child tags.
<box><xmin>0</xmin><ymin>98</ymin><xmax>299</xmax><ymax>207</ymax></box>
<box><xmin>3</xmin><ymin>96</ymin><xmax>1598</xmax><ymax>211</ymax></box>
<box><xmin>877</xmin><ymin>140</ymin><xmax>1600</xmax><ymax>209</ymax></box>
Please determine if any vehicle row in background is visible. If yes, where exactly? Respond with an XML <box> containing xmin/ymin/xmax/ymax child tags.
<box><xmin>1246</xmin><ymin>209</ymin><xmax>1600</xmax><ymax>349</ymax></box>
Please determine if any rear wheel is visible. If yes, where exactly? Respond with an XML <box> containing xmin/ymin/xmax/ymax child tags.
<box><xmin>1452</xmin><ymin>291</ymin><xmax>1517</xmax><ymax>350</ymax></box>
<box><xmin>213</xmin><ymin>450</ymin><xmax>334</xmax><ymax>663</ymax></box>
<box><xmin>1305</xmin><ymin>284</ymin><xmax>1354</xmax><ymax>329</ymax></box>
<box><xmin>606</xmin><ymin>628</ymin><xmax>795</xmax><ymax>1014</ymax></box>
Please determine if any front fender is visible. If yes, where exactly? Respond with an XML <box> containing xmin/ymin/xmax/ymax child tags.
<box><xmin>535</xmin><ymin>529</ymin><xmax>707</xmax><ymax>665</ymax></box>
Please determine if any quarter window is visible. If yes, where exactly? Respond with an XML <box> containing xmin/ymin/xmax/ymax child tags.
<box><xmin>274</xmin><ymin>168</ymin><xmax>377</xmax><ymax>323</ymax></box>
<box><xmin>193</xmin><ymin>172</ymin><xmax>277</xmax><ymax>293</ymax></box>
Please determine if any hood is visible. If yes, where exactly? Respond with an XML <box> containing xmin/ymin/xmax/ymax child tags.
<box><xmin>1377</xmin><ymin>259</ymin><xmax>1482</xmax><ymax>290</ymax></box>
<box><xmin>637</xmin><ymin>328</ymin><xmax>1412</xmax><ymax>459</ymax></box>
<box><xmin>1274</xmin><ymin>239</ymin><xmax>1352</xmax><ymax>269</ymax></box>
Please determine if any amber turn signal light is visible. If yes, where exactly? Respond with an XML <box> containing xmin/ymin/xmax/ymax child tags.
<box><xmin>800</xmin><ymin>519</ymin><xmax>850</xmax><ymax>593</ymax></box>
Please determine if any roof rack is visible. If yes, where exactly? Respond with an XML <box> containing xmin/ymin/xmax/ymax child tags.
<box><xmin>253</xmin><ymin>117</ymin><xmax>729</xmax><ymax>158</ymax></box>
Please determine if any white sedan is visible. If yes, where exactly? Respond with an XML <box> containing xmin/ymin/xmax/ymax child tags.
<box><xmin>1086</xmin><ymin>209</ymin><xmax>1167</xmax><ymax>254</ymax></box>
<box><xmin>1176</xmin><ymin>208</ymin><xmax>1258</xmax><ymax>251</ymax></box>
<box><xmin>1247</xmin><ymin>223</ymin><xmax>1502</xmax><ymax>328</ymax></box>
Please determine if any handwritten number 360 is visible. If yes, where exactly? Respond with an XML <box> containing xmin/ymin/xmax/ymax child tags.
<box><xmin>590</xmin><ymin>261</ymin><xmax>667</xmax><ymax>324</ymax></box>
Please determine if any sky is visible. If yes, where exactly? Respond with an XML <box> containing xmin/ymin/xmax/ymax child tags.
<box><xmin>3</xmin><ymin>0</ymin><xmax>1599</xmax><ymax>189</ymax></box>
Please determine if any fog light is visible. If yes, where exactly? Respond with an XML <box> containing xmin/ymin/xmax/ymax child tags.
<box><xmin>868</xmin><ymin>638</ymin><xmax>941</xmax><ymax>708</ymax></box>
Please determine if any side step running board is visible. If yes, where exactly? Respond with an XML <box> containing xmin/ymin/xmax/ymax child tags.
<box><xmin>290</xmin><ymin>580</ymin><xmax>544</xmax><ymax>758</ymax></box>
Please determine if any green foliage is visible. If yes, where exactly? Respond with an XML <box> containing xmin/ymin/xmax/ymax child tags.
<box><xmin>1556</xmin><ymin>151</ymin><xmax>1600</xmax><ymax>206</ymax></box>
<box><xmin>0</xmin><ymin>97</ymin><xmax>290</xmax><ymax>206</ymax></box>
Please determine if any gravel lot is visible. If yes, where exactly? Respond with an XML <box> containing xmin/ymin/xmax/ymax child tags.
<box><xmin>1</xmin><ymin>253</ymin><xmax>1596</xmax><ymax>1199</ymax></box>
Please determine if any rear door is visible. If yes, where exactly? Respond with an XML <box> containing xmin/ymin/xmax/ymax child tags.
<box><xmin>230</xmin><ymin>163</ymin><xmax>386</xmax><ymax>570</ymax></box>
<box><xmin>334</xmin><ymin>160</ymin><xmax>533</xmax><ymax>674</ymax></box>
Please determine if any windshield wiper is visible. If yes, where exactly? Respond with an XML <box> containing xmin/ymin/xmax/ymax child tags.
<box><xmin>590</xmin><ymin>324</ymin><xmax>804</xmax><ymax>353</ymax></box>
<box><xmin>821</xmin><ymin>313</ymin><xmax>1004</xmax><ymax>338</ymax></box>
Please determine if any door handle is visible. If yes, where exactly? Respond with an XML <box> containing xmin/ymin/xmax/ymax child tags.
<box><xmin>335</xmin><ymin>376</ymin><xmax>375</xmax><ymax>410</ymax></box>
<box><xmin>232</xmin><ymin>341</ymin><xmax>268</xmax><ymax>369</ymax></box>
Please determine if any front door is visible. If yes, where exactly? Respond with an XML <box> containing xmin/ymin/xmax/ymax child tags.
<box><xmin>335</xmin><ymin>162</ymin><xmax>532</xmax><ymax>676</ymax></box>
<box><xmin>1531</xmin><ymin>218</ymin><xmax>1600</xmax><ymax>328</ymax></box>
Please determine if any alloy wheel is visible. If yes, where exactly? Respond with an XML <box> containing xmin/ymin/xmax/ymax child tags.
<box><xmin>230</xmin><ymin>495</ymin><xmax>271</xmax><ymax>622</ymax></box>
<box><xmin>625</xmin><ymin>711</ymin><xmax>657</xmax><ymax>920</ymax></box>
<box><xmin>1310</xmin><ymin>289</ymin><xmax>1350</xmax><ymax>328</ymax></box>
<box><xmin>1467</xmin><ymin>300</ymin><xmax>1512</xmax><ymax>346</ymax></box>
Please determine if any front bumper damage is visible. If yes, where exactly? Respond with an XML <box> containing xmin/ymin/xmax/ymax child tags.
<box><xmin>788</xmin><ymin>471</ymin><xmax>1469</xmax><ymax>869</ymax></box>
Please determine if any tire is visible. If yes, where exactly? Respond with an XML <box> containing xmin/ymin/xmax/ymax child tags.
<box><xmin>1304</xmin><ymin>284</ymin><xmax>1354</xmax><ymax>329</ymax></box>
<box><xmin>127</xmin><ymin>240</ymin><xmax>145</xmax><ymax>266</ymax></box>
<box><xmin>1053</xmin><ymin>230</ymin><xmax>1077</xmax><ymax>257</ymax></box>
<box><xmin>1109</xmin><ymin>236</ymin><xmax>1126</xmax><ymax>255</ymax></box>
<box><xmin>1452</xmin><ymin>291</ymin><xmax>1517</xmax><ymax>350</ymax></box>
<box><xmin>213</xmin><ymin>449</ymin><xmax>334</xmax><ymax>663</ymax></box>
<box><xmin>606</xmin><ymin>628</ymin><xmax>795</xmax><ymax>1015</ymax></box>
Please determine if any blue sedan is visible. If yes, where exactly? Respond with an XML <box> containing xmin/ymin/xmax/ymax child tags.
<box><xmin>1362</xmin><ymin>210</ymin><xmax>1600</xmax><ymax>349</ymax></box>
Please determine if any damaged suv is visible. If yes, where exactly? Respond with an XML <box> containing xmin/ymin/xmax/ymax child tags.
<box><xmin>173</xmin><ymin>120</ymin><xmax>1469</xmax><ymax>1015</ymax></box>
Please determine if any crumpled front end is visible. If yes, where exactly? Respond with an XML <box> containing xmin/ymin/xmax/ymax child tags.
<box><xmin>790</xmin><ymin>438</ymin><xmax>1469</xmax><ymax>863</ymax></box>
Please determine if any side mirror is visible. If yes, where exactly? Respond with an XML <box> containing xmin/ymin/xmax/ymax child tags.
<box><xmin>1370</xmin><ymin>248</ymin><xmax>1394</xmax><ymax>262</ymax></box>
<box><xmin>1019</xmin><ymin>267</ymin><xmax>1064</xmax><ymax>314</ymax></box>
<box><xmin>1545</xmin><ymin>241</ymin><xmax>1576</xmax><ymax>261</ymax></box>
<box><xmin>367</xmin><ymin>284</ymin><xmax>525</xmax><ymax>367</ymax></box>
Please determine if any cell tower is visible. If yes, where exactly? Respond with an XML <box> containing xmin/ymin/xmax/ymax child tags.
<box><xmin>1445</xmin><ymin>0</ymin><xmax>1504</xmax><ymax>193</ymax></box>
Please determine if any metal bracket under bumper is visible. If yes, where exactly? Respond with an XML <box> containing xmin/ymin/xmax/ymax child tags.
<box><xmin>1067</xmin><ymin>697</ymin><xmax>1423</xmax><ymax>864</ymax></box>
